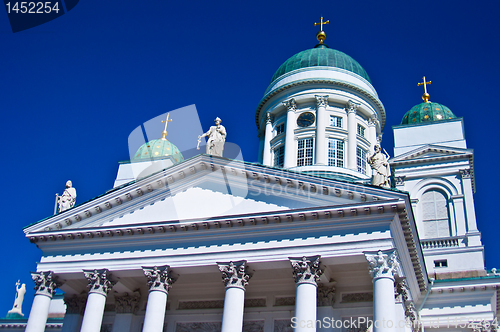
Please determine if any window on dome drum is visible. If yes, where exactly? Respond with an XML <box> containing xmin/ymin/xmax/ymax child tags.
<box><xmin>276</xmin><ymin>123</ymin><xmax>285</xmax><ymax>135</ymax></box>
<box><xmin>328</xmin><ymin>139</ymin><xmax>344</xmax><ymax>167</ymax></box>
<box><xmin>357</xmin><ymin>124</ymin><xmax>365</xmax><ymax>137</ymax></box>
<box><xmin>422</xmin><ymin>189</ymin><xmax>450</xmax><ymax>238</ymax></box>
<box><xmin>356</xmin><ymin>146</ymin><xmax>367</xmax><ymax>174</ymax></box>
<box><xmin>274</xmin><ymin>145</ymin><xmax>285</xmax><ymax>167</ymax></box>
<box><xmin>330</xmin><ymin>115</ymin><xmax>342</xmax><ymax>128</ymax></box>
<box><xmin>297</xmin><ymin>138</ymin><xmax>314</xmax><ymax>166</ymax></box>
<box><xmin>434</xmin><ymin>259</ymin><xmax>448</xmax><ymax>268</ymax></box>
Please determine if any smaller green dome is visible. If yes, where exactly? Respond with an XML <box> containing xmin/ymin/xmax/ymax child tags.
<box><xmin>400</xmin><ymin>102</ymin><xmax>456</xmax><ymax>125</ymax></box>
<box><xmin>133</xmin><ymin>138</ymin><xmax>184</xmax><ymax>163</ymax></box>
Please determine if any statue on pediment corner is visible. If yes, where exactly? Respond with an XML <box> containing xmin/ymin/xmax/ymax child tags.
<box><xmin>198</xmin><ymin>117</ymin><xmax>226</xmax><ymax>157</ymax></box>
<box><xmin>57</xmin><ymin>180</ymin><xmax>77</xmax><ymax>213</ymax></box>
<box><xmin>369</xmin><ymin>145</ymin><xmax>391</xmax><ymax>188</ymax></box>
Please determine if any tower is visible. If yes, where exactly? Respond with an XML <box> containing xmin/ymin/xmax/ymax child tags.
<box><xmin>391</xmin><ymin>78</ymin><xmax>484</xmax><ymax>277</ymax></box>
<box><xmin>256</xmin><ymin>20</ymin><xmax>385</xmax><ymax>182</ymax></box>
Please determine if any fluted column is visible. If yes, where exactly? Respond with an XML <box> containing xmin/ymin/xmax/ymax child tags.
<box><xmin>62</xmin><ymin>295</ymin><xmax>86</xmax><ymax>332</ymax></box>
<box><xmin>283</xmin><ymin>98</ymin><xmax>297</xmax><ymax>168</ymax></box>
<box><xmin>218</xmin><ymin>261</ymin><xmax>252</xmax><ymax>332</ymax></box>
<box><xmin>346</xmin><ymin>101</ymin><xmax>358</xmax><ymax>170</ymax></box>
<box><xmin>142</xmin><ymin>266</ymin><xmax>175</xmax><ymax>332</ymax></box>
<box><xmin>112</xmin><ymin>293</ymin><xmax>140</xmax><ymax>332</ymax></box>
<box><xmin>26</xmin><ymin>271</ymin><xmax>62</xmax><ymax>332</ymax></box>
<box><xmin>365</xmin><ymin>249</ymin><xmax>400</xmax><ymax>332</ymax></box>
<box><xmin>80</xmin><ymin>269</ymin><xmax>114</xmax><ymax>332</ymax></box>
<box><xmin>315</xmin><ymin>95</ymin><xmax>329</xmax><ymax>165</ymax></box>
<box><xmin>262</xmin><ymin>112</ymin><xmax>273</xmax><ymax>166</ymax></box>
<box><xmin>289</xmin><ymin>256</ymin><xmax>323</xmax><ymax>332</ymax></box>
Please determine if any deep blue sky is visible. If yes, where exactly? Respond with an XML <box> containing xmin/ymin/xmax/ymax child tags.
<box><xmin>1</xmin><ymin>0</ymin><xmax>498</xmax><ymax>317</ymax></box>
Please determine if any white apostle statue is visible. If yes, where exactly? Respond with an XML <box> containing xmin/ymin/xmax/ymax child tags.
<box><xmin>58</xmin><ymin>180</ymin><xmax>77</xmax><ymax>212</ymax></box>
<box><xmin>369</xmin><ymin>145</ymin><xmax>391</xmax><ymax>188</ymax></box>
<box><xmin>198</xmin><ymin>117</ymin><xmax>227</xmax><ymax>157</ymax></box>
<box><xmin>8</xmin><ymin>281</ymin><xmax>26</xmax><ymax>316</ymax></box>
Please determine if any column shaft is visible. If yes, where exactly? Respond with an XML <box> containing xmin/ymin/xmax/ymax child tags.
<box><xmin>262</xmin><ymin>114</ymin><xmax>273</xmax><ymax>166</ymax></box>
<box><xmin>283</xmin><ymin>99</ymin><xmax>297</xmax><ymax>168</ymax></box>
<box><xmin>294</xmin><ymin>283</ymin><xmax>318</xmax><ymax>332</ymax></box>
<box><xmin>315</xmin><ymin>96</ymin><xmax>328</xmax><ymax>166</ymax></box>
<box><xmin>347</xmin><ymin>105</ymin><xmax>357</xmax><ymax>170</ymax></box>
<box><xmin>373</xmin><ymin>277</ymin><xmax>396</xmax><ymax>332</ymax></box>
<box><xmin>143</xmin><ymin>291</ymin><xmax>167</xmax><ymax>332</ymax></box>
<box><xmin>25</xmin><ymin>294</ymin><xmax>52</xmax><ymax>332</ymax></box>
<box><xmin>368</xmin><ymin>118</ymin><xmax>377</xmax><ymax>151</ymax></box>
<box><xmin>80</xmin><ymin>293</ymin><xmax>107</xmax><ymax>332</ymax></box>
<box><xmin>221</xmin><ymin>287</ymin><xmax>245</xmax><ymax>332</ymax></box>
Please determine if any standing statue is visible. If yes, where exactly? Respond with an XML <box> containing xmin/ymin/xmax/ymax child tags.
<box><xmin>198</xmin><ymin>117</ymin><xmax>227</xmax><ymax>157</ymax></box>
<box><xmin>57</xmin><ymin>180</ymin><xmax>77</xmax><ymax>213</ymax></box>
<box><xmin>7</xmin><ymin>280</ymin><xmax>26</xmax><ymax>316</ymax></box>
<box><xmin>369</xmin><ymin>145</ymin><xmax>391</xmax><ymax>188</ymax></box>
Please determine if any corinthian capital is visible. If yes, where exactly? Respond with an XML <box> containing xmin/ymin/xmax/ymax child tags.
<box><xmin>289</xmin><ymin>256</ymin><xmax>323</xmax><ymax>286</ymax></box>
<box><xmin>315</xmin><ymin>95</ymin><xmax>329</xmax><ymax>108</ymax></box>
<box><xmin>115</xmin><ymin>293</ymin><xmax>140</xmax><ymax>314</ymax></box>
<box><xmin>218</xmin><ymin>260</ymin><xmax>252</xmax><ymax>290</ymax></box>
<box><xmin>283</xmin><ymin>98</ymin><xmax>297</xmax><ymax>112</ymax></box>
<box><xmin>31</xmin><ymin>271</ymin><xmax>62</xmax><ymax>298</ymax></box>
<box><xmin>83</xmin><ymin>269</ymin><xmax>114</xmax><ymax>296</ymax></box>
<box><xmin>364</xmin><ymin>249</ymin><xmax>400</xmax><ymax>281</ymax></box>
<box><xmin>143</xmin><ymin>265</ymin><xmax>176</xmax><ymax>294</ymax></box>
<box><xmin>346</xmin><ymin>100</ymin><xmax>359</xmax><ymax>114</ymax></box>
<box><xmin>64</xmin><ymin>295</ymin><xmax>86</xmax><ymax>315</ymax></box>
<box><xmin>266</xmin><ymin>112</ymin><xmax>272</xmax><ymax>124</ymax></box>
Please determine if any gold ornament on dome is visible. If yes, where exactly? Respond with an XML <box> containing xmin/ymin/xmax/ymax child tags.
<box><xmin>418</xmin><ymin>76</ymin><xmax>432</xmax><ymax>102</ymax></box>
<box><xmin>314</xmin><ymin>16</ymin><xmax>329</xmax><ymax>44</ymax></box>
<box><xmin>160</xmin><ymin>113</ymin><xmax>173</xmax><ymax>140</ymax></box>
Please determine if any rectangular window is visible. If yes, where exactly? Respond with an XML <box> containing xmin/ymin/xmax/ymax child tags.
<box><xmin>356</xmin><ymin>146</ymin><xmax>367</xmax><ymax>174</ymax></box>
<box><xmin>297</xmin><ymin>138</ymin><xmax>314</xmax><ymax>166</ymax></box>
<box><xmin>357</xmin><ymin>124</ymin><xmax>365</xmax><ymax>137</ymax></box>
<box><xmin>276</xmin><ymin>123</ymin><xmax>285</xmax><ymax>135</ymax></box>
<box><xmin>434</xmin><ymin>260</ymin><xmax>448</xmax><ymax>268</ymax></box>
<box><xmin>328</xmin><ymin>139</ymin><xmax>344</xmax><ymax>167</ymax></box>
<box><xmin>330</xmin><ymin>115</ymin><xmax>343</xmax><ymax>128</ymax></box>
<box><xmin>273</xmin><ymin>145</ymin><xmax>284</xmax><ymax>167</ymax></box>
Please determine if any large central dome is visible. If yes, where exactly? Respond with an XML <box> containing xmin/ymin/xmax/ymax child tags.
<box><xmin>270</xmin><ymin>44</ymin><xmax>371</xmax><ymax>84</ymax></box>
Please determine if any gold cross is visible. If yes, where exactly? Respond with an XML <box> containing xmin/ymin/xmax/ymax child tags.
<box><xmin>160</xmin><ymin>113</ymin><xmax>172</xmax><ymax>139</ymax></box>
<box><xmin>418</xmin><ymin>76</ymin><xmax>432</xmax><ymax>102</ymax></box>
<box><xmin>314</xmin><ymin>17</ymin><xmax>329</xmax><ymax>31</ymax></box>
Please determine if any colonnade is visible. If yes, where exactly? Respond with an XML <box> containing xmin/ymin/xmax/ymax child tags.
<box><xmin>262</xmin><ymin>96</ymin><xmax>379</xmax><ymax>170</ymax></box>
<box><xmin>26</xmin><ymin>249</ymin><xmax>403</xmax><ymax>332</ymax></box>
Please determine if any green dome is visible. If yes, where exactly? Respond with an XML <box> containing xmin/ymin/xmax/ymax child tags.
<box><xmin>400</xmin><ymin>102</ymin><xmax>456</xmax><ymax>125</ymax></box>
<box><xmin>270</xmin><ymin>44</ymin><xmax>371</xmax><ymax>84</ymax></box>
<box><xmin>133</xmin><ymin>138</ymin><xmax>184</xmax><ymax>163</ymax></box>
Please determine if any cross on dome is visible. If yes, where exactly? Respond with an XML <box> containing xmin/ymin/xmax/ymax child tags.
<box><xmin>160</xmin><ymin>113</ymin><xmax>173</xmax><ymax>140</ymax></box>
<box><xmin>418</xmin><ymin>76</ymin><xmax>432</xmax><ymax>103</ymax></box>
<box><xmin>314</xmin><ymin>17</ymin><xmax>329</xmax><ymax>44</ymax></box>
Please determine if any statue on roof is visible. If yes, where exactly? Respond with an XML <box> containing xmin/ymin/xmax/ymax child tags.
<box><xmin>369</xmin><ymin>145</ymin><xmax>391</xmax><ymax>188</ymax></box>
<box><xmin>198</xmin><ymin>117</ymin><xmax>227</xmax><ymax>157</ymax></box>
<box><xmin>57</xmin><ymin>180</ymin><xmax>77</xmax><ymax>213</ymax></box>
<box><xmin>7</xmin><ymin>280</ymin><xmax>26</xmax><ymax>316</ymax></box>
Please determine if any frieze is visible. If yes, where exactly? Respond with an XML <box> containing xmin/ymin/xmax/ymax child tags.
<box><xmin>274</xmin><ymin>320</ymin><xmax>294</xmax><ymax>332</ymax></box>
<box><xmin>274</xmin><ymin>297</ymin><xmax>295</xmax><ymax>306</ymax></box>
<box><xmin>341</xmin><ymin>292</ymin><xmax>373</xmax><ymax>303</ymax></box>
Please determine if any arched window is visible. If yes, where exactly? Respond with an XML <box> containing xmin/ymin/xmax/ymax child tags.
<box><xmin>421</xmin><ymin>189</ymin><xmax>450</xmax><ymax>238</ymax></box>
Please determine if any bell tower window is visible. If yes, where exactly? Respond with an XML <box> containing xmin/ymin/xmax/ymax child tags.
<box><xmin>422</xmin><ymin>189</ymin><xmax>450</xmax><ymax>238</ymax></box>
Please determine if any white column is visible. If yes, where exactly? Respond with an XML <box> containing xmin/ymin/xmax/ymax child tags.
<box><xmin>289</xmin><ymin>256</ymin><xmax>323</xmax><ymax>332</ymax></box>
<box><xmin>112</xmin><ymin>293</ymin><xmax>140</xmax><ymax>332</ymax></box>
<box><xmin>460</xmin><ymin>169</ymin><xmax>478</xmax><ymax>232</ymax></box>
<box><xmin>26</xmin><ymin>271</ymin><xmax>62</xmax><ymax>332</ymax></box>
<box><xmin>346</xmin><ymin>101</ymin><xmax>358</xmax><ymax>170</ymax></box>
<box><xmin>283</xmin><ymin>98</ymin><xmax>297</xmax><ymax>168</ymax></box>
<box><xmin>262</xmin><ymin>112</ymin><xmax>273</xmax><ymax>166</ymax></box>
<box><xmin>80</xmin><ymin>269</ymin><xmax>114</xmax><ymax>332</ymax></box>
<box><xmin>368</xmin><ymin>117</ymin><xmax>377</xmax><ymax>152</ymax></box>
<box><xmin>218</xmin><ymin>261</ymin><xmax>252</xmax><ymax>332</ymax></box>
<box><xmin>315</xmin><ymin>95</ymin><xmax>328</xmax><ymax>165</ymax></box>
<box><xmin>451</xmin><ymin>195</ymin><xmax>467</xmax><ymax>236</ymax></box>
<box><xmin>365</xmin><ymin>249</ymin><xmax>400</xmax><ymax>332</ymax></box>
<box><xmin>142</xmin><ymin>265</ymin><xmax>175</xmax><ymax>332</ymax></box>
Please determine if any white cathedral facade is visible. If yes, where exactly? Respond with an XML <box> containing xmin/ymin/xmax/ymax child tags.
<box><xmin>3</xmin><ymin>27</ymin><xmax>499</xmax><ymax>332</ymax></box>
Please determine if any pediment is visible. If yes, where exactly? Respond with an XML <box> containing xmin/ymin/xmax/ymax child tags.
<box><xmin>24</xmin><ymin>155</ymin><xmax>404</xmax><ymax>234</ymax></box>
<box><xmin>391</xmin><ymin>145</ymin><xmax>472</xmax><ymax>164</ymax></box>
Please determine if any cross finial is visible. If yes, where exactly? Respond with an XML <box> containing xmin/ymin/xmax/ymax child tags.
<box><xmin>160</xmin><ymin>113</ymin><xmax>173</xmax><ymax>140</ymax></box>
<box><xmin>417</xmin><ymin>76</ymin><xmax>432</xmax><ymax>102</ymax></box>
<box><xmin>314</xmin><ymin>17</ymin><xmax>330</xmax><ymax>44</ymax></box>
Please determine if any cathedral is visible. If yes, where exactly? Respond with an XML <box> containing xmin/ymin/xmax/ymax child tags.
<box><xmin>3</xmin><ymin>20</ymin><xmax>499</xmax><ymax>332</ymax></box>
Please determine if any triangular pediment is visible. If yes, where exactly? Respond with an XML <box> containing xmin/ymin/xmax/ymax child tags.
<box><xmin>24</xmin><ymin>155</ymin><xmax>404</xmax><ymax>234</ymax></box>
<box><xmin>391</xmin><ymin>144</ymin><xmax>473</xmax><ymax>164</ymax></box>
